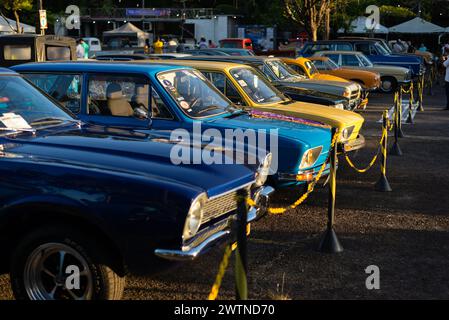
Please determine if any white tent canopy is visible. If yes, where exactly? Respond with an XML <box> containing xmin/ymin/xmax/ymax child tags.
<box><xmin>0</xmin><ymin>16</ymin><xmax>35</xmax><ymax>33</ymax></box>
<box><xmin>338</xmin><ymin>16</ymin><xmax>389</xmax><ymax>34</ymax></box>
<box><xmin>103</xmin><ymin>22</ymin><xmax>150</xmax><ymax>47</ymax></box>
<box><xmin>389</xmin><ymin>17</ymin><xmax>445</xmax><ymax>33</ymax></box>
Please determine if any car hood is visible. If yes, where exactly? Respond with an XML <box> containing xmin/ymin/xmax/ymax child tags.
<box><xmin>206</xmin><ymin>112</ymin><xmax>331</xmax><ymax>149</ymax></box>
<box><xmin>277</xmin><ymin>79</ymin><xmax>355</xmax><ymax>96</ymax></box>
<box><xmin>250</xmin><ymin>101</ymin><xmax>364</xmax><ymax>130</ymax></box>
<box><xmin>277</xmin><ymin>85</ymin><xmax>346</xmax><ymax>102</ymax></box>
<box><xmin>368</xmin><ymin>65</ymin><xmax>409</xmax><ymax>75</ymax></box>
<box><xmin>1</xmin><ymin>124</ymin><xmax>256</xmax><ymax>198</ymax></box>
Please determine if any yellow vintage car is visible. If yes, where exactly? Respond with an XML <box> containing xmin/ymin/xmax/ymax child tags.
<box><xmin>136</xmin><ymin>59</ymin><xmax>365</xmax><ymax>152</ymax></box>
<box><xmin>283</xmin><ymin>57</ymin><xmax>381</xmax><ymax>92</ymax></box>
<box><xmin>282</xmin><ymin>57</ymin><xmax>348</xmax><ymax>82</ymax></box>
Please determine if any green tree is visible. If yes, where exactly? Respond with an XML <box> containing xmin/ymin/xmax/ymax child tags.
<box><xmin>284</xmin><ymin>0</ymin><xmax>334</xmax><ymax>41</ymax></box>
<box><xmin>2</xmin><ymin>0</ymin><xmax>33</xmax><ymax>33</ymax></box>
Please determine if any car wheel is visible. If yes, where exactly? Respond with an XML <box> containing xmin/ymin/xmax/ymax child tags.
<box><xmin>10</xmin><ymin>225</ymin><xmax>125</xmax><ymax>300</ymax></box>
<box><xmin>380</xmin><ymin>77</ymin><xmax>397</xmax><ymax>93</ymax></box>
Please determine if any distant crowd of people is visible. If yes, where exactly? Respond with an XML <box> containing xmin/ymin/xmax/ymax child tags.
<box><xmin>146</xmin><ymin>36</ymin><xmax>218</xmax><ymax>54</ymax></box>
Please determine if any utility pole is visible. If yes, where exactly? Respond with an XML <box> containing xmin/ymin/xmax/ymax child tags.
<box><xmin>38</xmin><ymin>0</ymin><xmax>45</xmax><ymax>35</ymax></box>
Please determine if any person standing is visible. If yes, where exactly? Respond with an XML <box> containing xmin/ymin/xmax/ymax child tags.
<box><xmin>198</xmin><ymin>37</ymin><xmax>208</xmax><ymax>49</ymax></box>
<box><xmin>76</xmin><ymin>39</ymin><xmax>85</xmax><ymax>59</ymax></box>
<box><xmin>153</xmin><ymin>37</ymin><xmax>164</xmax><ymax>54</ymax></box>
<box><xmin>418</xmin><ymin>43</ymin><xmax>428</xmax><ymax>52</ymax></box>
<box><xmin>208</xmin><ymin>40</ymin><xmax>217</xmax><ymax>48</ymax></box>
<box><xmin>81</xmin><ymin>39</ymin><xmax>90</xmax><ymax>59</ymax></box>
<box><xmin>443</xmin><ymin>48</ymin><xmax>449</xmax><ymax>110</ymax></box>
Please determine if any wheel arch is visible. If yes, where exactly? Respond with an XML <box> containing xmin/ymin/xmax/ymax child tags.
<box><xmin>0</xmin><ymin>200</ymin><xmax>126</xmax><ymax>277</ymax></box>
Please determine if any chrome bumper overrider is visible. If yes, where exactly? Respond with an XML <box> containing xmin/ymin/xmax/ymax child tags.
<box><xmin>154</xmin><ymin>185</ymin><xmax>275</xmax><ymax>261</ymax></box>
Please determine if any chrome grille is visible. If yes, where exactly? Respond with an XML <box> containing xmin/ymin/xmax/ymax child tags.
<box><xmin>202</xmin><ymin>190</ymin><xmax>239</xmax><ymax>224</ymax></box>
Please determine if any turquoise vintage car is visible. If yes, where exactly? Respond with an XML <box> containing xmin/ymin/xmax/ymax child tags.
<box><xmin>13</xmin><ymin>62</ymin><xmax>332</xmax><ymax>187</ymax></box>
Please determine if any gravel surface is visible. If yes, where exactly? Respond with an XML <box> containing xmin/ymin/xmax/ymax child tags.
<box><xmin>1</xmin><ymin>84</ymin><xmax>448</xmax><ymax>300</ymax></box>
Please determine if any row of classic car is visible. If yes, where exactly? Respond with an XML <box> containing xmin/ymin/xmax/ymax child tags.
<box><xmin>0</xmin><ymin>33</ymin><xmax>418</xmax><ymax>300</ymax></box>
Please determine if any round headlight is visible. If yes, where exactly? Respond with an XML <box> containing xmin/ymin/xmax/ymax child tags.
<box><xmin>183</xmin><ymin>194</ymin><xmax>206</xmax><ymax>240</ymax></box>
<box><xmin>255</xmin><ymin>153</ymin><xmax>272</xmax><ymax>187</ymax></box>
<box><xmin>335</xmin><ymin>103</ymin><xmax>344</xmax><ymax>110</ymax></box>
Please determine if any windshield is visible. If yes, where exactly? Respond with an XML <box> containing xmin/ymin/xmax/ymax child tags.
<box><xmin>265</xmin><ymin>59</ymin><xmax>302</xmax><ymax>81</ymax></box>
<box><xmin>230</xmin><ymin>67</ymin><xmax>284</xmax><ymax>104</ymax></box>
<box><xmin>304</xmin><ymin>60</ymin><xmax>318</xmax><ymax>76</ymax></box>
<box><xmin>325</xmin><ymin>58</ymin><xmax>339</xmax><ymax>70</ymax></box>
<box><xmin>157</xmin><ymin>69</ymin><xmax>232</xmax><ymax>118</ymax></box>
<box><xmin>358</xmin><ymin>54</ymin><xmax>373</xmax><ymax>67</ymax></box>
<box><xmin>378</xmin><ymin>40</ymin><xmax>393</xmax><ymax>54</ymax></box>
<box><xmin>374</xmin><ymin>42</ymin><xmax>389</xmax><ymax>55</ymax></box>
<box><xmin>0</xmin><ymin>75</ymin><xmax>74</xmax><ymax>132</ymax></box>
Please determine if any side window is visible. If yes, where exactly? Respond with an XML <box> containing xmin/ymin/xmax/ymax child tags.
<box><xmin>326</xmin><ymin>54</ymin><xmax>340</xmax><ymax>65</ymax></box>
<box><xmin>24</xmin><ymin>73</ymin><xmax>82</xmax><ymax>114</ymax></box>
<box><xmin>87</xmin><ymin>74</ymin><xmax>149</xmax><ymax>119</ymax></box>
<box><xmin>336</xmin><ymin>44</ymin><xmax>352</xmax><ymax>51</ymax></box>
<box><xmin>312</xmin><ymin>60</ymin><xmax>325</xmax><ymax>70</ymax></box>
<box><xmin>369</xmin><ymin>44</ymin><xmax>379</xmax><ymax>55</ymax></box>
<box><xmin>341</xmin><ymin>54</ymin><xmax>361</xmax><ymax>66</ymax></box>
<box><xmin>289</xmin><ymin>64</ymin><xmax>306</xmax><ymax>76</ymax></box>
<box><xmin>225</xmin><ymin>79</ymin><xmax>247</xmax><ymax>106</ymax></box>
<box><xmin>203</xmin><ymin>71</ymin><xmax>226</xmax><ymax>93</ymax></box>
<box><xmin>150</xmin><ymin>88</ymin><xmax>173</xmax><ymax>120</ymax></box>
<box><xmin>355</xmin><ymin>43</ymin><xmax>370</xmax><ymax>55</ymax></box>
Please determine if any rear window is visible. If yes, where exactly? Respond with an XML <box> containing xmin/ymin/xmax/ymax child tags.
<box><xmin>3</xmin><ymin>45</ymin><xmax>31</xmax><ymax>60</ymax></box>
<box><xmin>46</xmin><ymin>46</ymin><xmax>71</xmax><ymax>60</ymax></box>
<box><xmin>91</xmin><ymin>41</ymin><xmax>100</xmax><ymax>45</ymax></box>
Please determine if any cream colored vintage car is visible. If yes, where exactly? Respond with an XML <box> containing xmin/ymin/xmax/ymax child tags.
<box><xmin>313</xmin><ymin>51</ymin><xmax>412</xmax><ymax>93</ymax></box>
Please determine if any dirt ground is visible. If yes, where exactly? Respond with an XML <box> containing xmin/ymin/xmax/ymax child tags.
<box><xmin>1</xmin><ymin>83</ymin><xmax>448</xmax><ymax>300</ymax></box>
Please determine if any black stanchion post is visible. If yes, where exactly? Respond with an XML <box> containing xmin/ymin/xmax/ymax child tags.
<box><xmin>318</xmin><ymin>128</ymin><xmax>343</xmax><ymax>253</ymax></box>
<box><xmin>234</xmin><ymin>189</ymin><xmax>248</xmax><ymax>300</ymax></box>
<box><xmin>390</xmin><ymin>92</ymin><xmax>403</xmax><ymax>156</ymax></box>
<box><xmin>375</xmin><ymin>110</ymin><xmax>392</xmax><ymax>192</ymax></box>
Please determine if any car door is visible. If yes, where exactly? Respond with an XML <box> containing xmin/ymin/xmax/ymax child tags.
<box><xmin>84</xmin><ymin>73</ymin><xmax>152</xmax><ymax>128</ymax></box>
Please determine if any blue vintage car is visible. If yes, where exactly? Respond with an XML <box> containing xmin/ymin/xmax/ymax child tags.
<box><xmin>13</xmin><ymin>62</ymin><xmax>333</xmax><ymax>188</ymax></box>
<box><xmin>298</xmin><ymin>40</ymin><xmax>424</xmax><ymax>77</ymax></box>
<box><xmin>0</xmin><ymin>69</ymin><xmax>274</xmax><ymax>300</ymax></box>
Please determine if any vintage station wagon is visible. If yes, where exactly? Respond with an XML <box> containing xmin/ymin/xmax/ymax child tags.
<box><xmin>14</xmin><ymin>62</ymin><xmax>333</xmax><ymax>187</ymax></box>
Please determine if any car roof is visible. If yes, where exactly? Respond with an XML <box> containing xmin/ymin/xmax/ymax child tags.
<box><xmin>316</xmin><ymin>50</ymin><xmax>364</xmax><ymax>55</ymax></box>
<box><xmin>179</xmin><ymin>55</ymin><xmax>273</xmax><ymax>64</ymax></box>
<box><xmin>131</xmin><ymin>59</ymin><xmax>249</xmax><ymax>71</ymax></box>
<box><xmin>0</xmin><ymin>67</ymin><xmax>18</xmax><ymax>75</ymax></box>
<box><xmin>308</xmin><ymin>56</ymin><xmax>329</xmax><ymax>61</ymax></box>
<box><xmin>10</xmin><ymin>61</ymin><xmax>189</xmax><ymax>74</ymax></box>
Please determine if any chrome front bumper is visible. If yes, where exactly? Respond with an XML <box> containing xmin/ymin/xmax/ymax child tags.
<box><xmin>154</xmin><ymin>185</ymin><xmax>275</xmax><ymax>261</ymax></box>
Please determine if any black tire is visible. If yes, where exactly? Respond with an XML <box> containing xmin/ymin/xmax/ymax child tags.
<box><xmin>379</xmin><ymin>77</ymin><xmax>398</xmax><ymax>93</ymax></box>
<box><xmin>10</xmin><ymin>224</ymin><xmax>125</xmax><ymax>300</ymax></box>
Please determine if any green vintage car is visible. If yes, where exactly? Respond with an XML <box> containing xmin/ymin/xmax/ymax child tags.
<box><xmin>313</xmin><ymin>51</ymin><xmax>412</xmax><ymax>93</ymax></box>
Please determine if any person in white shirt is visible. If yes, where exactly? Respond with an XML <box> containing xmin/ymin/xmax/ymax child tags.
<box><xmin>76</xmin><ymin>39</ymin><xmax>85</xmax><ymax>59</ymax></box>
<box><xmin>443</xmin><ymin>48</ymin><xmax>449</xmax><ymax>110</ymax></box>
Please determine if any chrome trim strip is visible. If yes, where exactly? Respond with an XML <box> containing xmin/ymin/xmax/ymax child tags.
<box><xmin>207</xmin><ymin>181</ymin><xmax>255</xmax><ymax>200</ymax></box>
<box><xmin>154</xmin><ymin>207</ymin><xmax>259</xmax><ymax>261</ymax></box>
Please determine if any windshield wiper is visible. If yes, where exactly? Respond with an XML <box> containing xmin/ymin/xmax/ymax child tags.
<box><xmin>0</xmin><ymin>127</ymin><xmax>36</xmax><ymax>135</ymax></box>
<box><xmin>196</xmin><ymin>106</ymin><xmax>222</xmax><ymax>115</ymax></box>
<box><xmin>30</xmin><ymin>117</ymin><xmax>77</xmax><ymax>127</ymax></box>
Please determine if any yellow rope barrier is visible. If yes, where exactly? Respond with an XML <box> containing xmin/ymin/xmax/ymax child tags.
<box><xmin>343</xmin><ymin>130</ymin><xmax>386</xmax><ymax>173</ymax></box>
<box><xmin>208</xmin><ymin>244</ymin><xmax>233</xmax><ymax>300</ymax></box>
<box><xmin>247</xmin><ymin>132</ymin><xmax>339</xmax><ymax>215</ymax></box>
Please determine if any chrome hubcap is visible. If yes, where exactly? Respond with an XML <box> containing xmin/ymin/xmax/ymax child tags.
<box><xmin>382</xmin><ymin>80</ymin><xmax>393</xmax><ymax>91</ymax></box>
<box><xmin>23</xmin><ymin>243</ymin><xmax>94</xmax><ymax>300</ymax></box>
